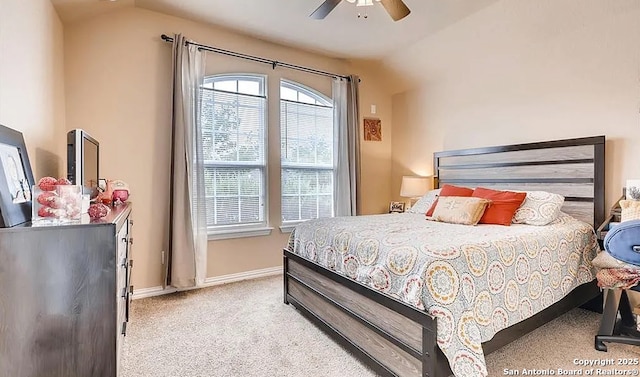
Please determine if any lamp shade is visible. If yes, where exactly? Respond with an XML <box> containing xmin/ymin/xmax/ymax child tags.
<box><xmin>400</xmin><ymin>176</ymin><xmax>430</xmax><ymax>198</ymax></box>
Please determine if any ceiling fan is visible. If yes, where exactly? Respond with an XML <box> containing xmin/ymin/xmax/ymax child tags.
<box><xmin>310</xmin><ymin>0</ymin><xmax>411</xmax><ymax>22</ymax></box>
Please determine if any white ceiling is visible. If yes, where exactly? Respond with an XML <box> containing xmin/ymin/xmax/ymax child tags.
<box><xmin>51</xmin><ymin>0</ymin><xmax>499</xmax><ymax>59</ymax></box>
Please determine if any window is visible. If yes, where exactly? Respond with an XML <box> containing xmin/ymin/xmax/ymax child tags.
<box><xmin>201</xmin><ymin>75</ymin><xmax>267</xmax><ymax>232</ymax></box>
<box><xmin>280</xmin><ymin>80</ymin><xmax>334</xmax><ymax>224</ymax></box>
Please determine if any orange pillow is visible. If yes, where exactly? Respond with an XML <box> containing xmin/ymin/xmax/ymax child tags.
<box><xmin>426</xmin><ymin>184</ymin><xmax>474</xmax><ymax>216</ymax></box>
<box><xmin>471</xmin><ymin>187</ymin><xmax>526</xmax><ymax>226</ymax></box>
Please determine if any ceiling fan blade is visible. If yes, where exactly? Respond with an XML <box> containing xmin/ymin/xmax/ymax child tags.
<box><xmin>310</xmin><ymin>0</ymin><xmax>343</xmax><ymax>19</ymax></box>
<box><xmin>379</xmin><ymin>0</ymin><xmax>411</xmax><ymax>21</ymax></box>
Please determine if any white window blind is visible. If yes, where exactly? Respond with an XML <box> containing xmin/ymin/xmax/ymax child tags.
<box><xmin>201</xmin><ymin>75</ymin><xmax>267</xmax><ymax>228</ymax></box>
<box><xmin>280</xmin><ymin>81</ymin><xmax>334</xmax><ymax>223</ymax></box>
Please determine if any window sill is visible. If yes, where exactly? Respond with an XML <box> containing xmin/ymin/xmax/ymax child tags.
<box><xmin>279</xmin><ymin>221</ymin><xmax>307</xmax><ymax>234</ymax></box>
<box><xmin>208</xmin><ymin>226</ymin><xmax>273</xmax><ymax>241</ymax></box>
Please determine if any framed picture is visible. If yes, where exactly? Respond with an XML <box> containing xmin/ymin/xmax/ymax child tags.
<box><xmin>0</xmin><ymin>124</ymin><xmax>35</xmax><ymax>227</ymax></box>
<box><xmin>389</xmin><ymin>201</ymin><xmax>405</xmax><ymax>213</ymax></box>
<box><xmin>364</xmin><ymin>118</ymin><xmax>382</xmax><ymax>141</ymax></box>
<box><xmin>626</xmin><ymin>179</ymin><xmax>640</xmax><ymax>200</ymax></box>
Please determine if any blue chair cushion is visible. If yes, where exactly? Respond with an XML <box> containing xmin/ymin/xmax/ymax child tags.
<box><xmin>604</xmin><ymin>219</ymin><xmax>640</xmax><ymax>267</ymax></box>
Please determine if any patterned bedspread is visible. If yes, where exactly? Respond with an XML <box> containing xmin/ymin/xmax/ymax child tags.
<box><xmin>287</xmin><ymin>212</ymin><xmax>599</xmax><ymax>377</ymax></box>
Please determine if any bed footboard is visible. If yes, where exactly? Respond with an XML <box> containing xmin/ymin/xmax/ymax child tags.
<box><xmin>283</xmin><ymin>250</ymin><xmax>453</xmax><ymax>377</ymax></box>
<box><xmin>283</xmin><ymin>249</ymin><xmax>600</xmax><ymax>377</ymax></box>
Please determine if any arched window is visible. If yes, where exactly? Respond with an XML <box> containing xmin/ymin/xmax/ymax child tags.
<box><xmin>280</xmin><ymin>80</ymin><xmax>334</xmax><ymax>223</ymax></box>
<box><xmin>201</xmin><ymin>74</ymin><xmax>267</xmax><ymax>229</ymax></box>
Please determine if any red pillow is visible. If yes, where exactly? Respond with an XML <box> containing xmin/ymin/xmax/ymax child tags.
<box><xmin>471</xmin><ymin>187</ymin><xmax>526</xmax><ymax>226</ymax></box>
<box><xmin>426</xmin><ymin>184</ymin><xmax>474</xmax><ymax>216</ymax></box>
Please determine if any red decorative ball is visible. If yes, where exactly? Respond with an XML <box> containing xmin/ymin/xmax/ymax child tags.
<box><xmin>38</xmin><ymin>206</ymin><xmax>56</xmax><ymax>218</ymax></box>
<box><xmin>56</xmin><ymin>177</ymin><xmax>72</xmax><ymax>185</ymax></box>
<box><xmin>88</xmin><ymin>203</ymin><xmax>110</xmax><ymax>219</ymax></box>
<box><xmin>37</xmin><ymin>191</ymin><xmax>57</xmax><ymax>206</ymax></box>
<box><xmin>38</xmin><ymin>177</ymin><xmax>58</xmax><ymax>192</ymax></box>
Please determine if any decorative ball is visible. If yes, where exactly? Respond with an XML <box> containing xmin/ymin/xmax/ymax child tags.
<box><xmin>56</xmin><ymin>177</ymin><xmax>72</xmax><ymax>185</ymax></box>
<box><xmin>38</xmin><ymin>177</ymin><xmax>58</xmax><ymax>192</ymax></box>
<box><xmin>38</xmin><ymin>206</ymin><xmax>56</xmax><ymax>218</ymax></box>
<box><xmin>37</xmin><ymin>191</ymin><xmax>57</xmax><ymax>206</ymax></box>
<box><xmin>88</xmin><ymin>203</ymin><xmax>110</xmax><ymax>219</ymax></box>
<box><xmin>112</xmin><ymin>189</ymin><xmax>129</xmax><ymax>204</ymax></box>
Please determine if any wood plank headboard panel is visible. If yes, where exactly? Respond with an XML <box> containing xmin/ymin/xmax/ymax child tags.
<box><xmin>433</xmin><ymin>136</ymin><xmax>605</xmax><ymax>229</ymax></box>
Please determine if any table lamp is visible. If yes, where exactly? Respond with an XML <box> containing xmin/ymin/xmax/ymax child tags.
<box><xmin>400</xmin><ymin>176</ymin><xmax>430</xmax><ymax>209</ymax></box>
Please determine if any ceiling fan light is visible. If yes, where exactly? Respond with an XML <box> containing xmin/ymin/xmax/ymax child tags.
<box><xmin>311</xmin><ymin>0</ymin><xmax>409</xmax><ymax>21</ymax></box>
<box><xmin>346</xmin><ymin>0</ymin><xmax>378</xmax><ymax>7</ymax></box>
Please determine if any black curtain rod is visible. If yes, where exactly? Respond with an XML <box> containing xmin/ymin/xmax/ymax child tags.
<box><xmin>160</xmin><ymin>34</ymin><xmax>350</xmax><ymax>81</ymax></box>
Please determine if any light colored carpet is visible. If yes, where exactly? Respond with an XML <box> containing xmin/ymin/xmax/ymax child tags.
<box><xmin>122</xmin><ymin>276</ymin><xmax>640</xmax><ymax>377</ymax></box>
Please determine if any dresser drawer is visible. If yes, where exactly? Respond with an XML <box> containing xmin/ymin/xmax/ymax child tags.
<box><xmin>117</xmin><ymin>258</ymin><xmax>127</xmax><ymax>294</ymax></box>
<box><xmin>126</xmin><ymin>285</ymin><xmax>133</xmax><ymax>322</ymax></box>
<box><xmin>117</xmin><ymin>225</ymin><xmax>129</xmax><ymax>262</ymax></box>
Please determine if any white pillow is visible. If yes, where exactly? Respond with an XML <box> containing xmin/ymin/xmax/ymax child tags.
<box><xmin>407</xmin><ymin>189</ymin><xmax>441</xmax><ymax>214</ymax></box>
<box><xmin>512</xmin><ymin>191</ymin><xmax>565</xmax><ymax>226</ymax></box>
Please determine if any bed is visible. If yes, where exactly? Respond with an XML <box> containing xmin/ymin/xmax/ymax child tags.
<box><xmin>283</xmin><ymin>136</ymin><xmax>605</xmax><ymax>377</ymax></box>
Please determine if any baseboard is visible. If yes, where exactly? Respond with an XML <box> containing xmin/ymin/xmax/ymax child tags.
<box><xmin>202</xmin><ymin>266</ymin><xmax>282</xmax><ymax>287</ymax></box>
<box><xmin>132</xmin><ymin>285</ymin><xmax>176</xmax><ymax>300</ymax></box>
<box><xmin>132</xmin><ymin>266</ymin><xmax>282</xmax><ymax>300</ymax></box>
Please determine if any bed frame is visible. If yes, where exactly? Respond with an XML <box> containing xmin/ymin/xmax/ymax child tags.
<box><xmin>283</xmin><ymin>136</ymin><xmax>605</xmax><ymax>377</ymax></box>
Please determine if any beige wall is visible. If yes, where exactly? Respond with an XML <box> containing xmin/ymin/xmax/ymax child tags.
<box><xmin>0</xmin><ymin>0</ymin><xmax>66</xmax><ymax>177</ymax></box>
<box><xmin>386</xmin><ymin>0</ymin><xmax>640</xmax><ymax>305</ymax></box>
<box><xmin>386</xmin><ymin>0</ymin><xmax>640</xmax><ymax>211</ymax></box>
<box><xmin>390</xmin><ymin>89</ymin><xmax>441</xmax><ymax>200</ymax></box>
<box><xmin>349</xmin><ymin>59</ymin><xmax>394</xmax><ymax>215</ymax></box>
<box><xmin>63</xmin><ymin>7</ymin><xmax>393</xmax><ymax>290</ymax></box>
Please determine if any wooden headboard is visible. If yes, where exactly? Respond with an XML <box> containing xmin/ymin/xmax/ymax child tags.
<box><xmin>433</xmin><ymin>136</ymin><xmax>605</xmax><ymax>229</ymax></box>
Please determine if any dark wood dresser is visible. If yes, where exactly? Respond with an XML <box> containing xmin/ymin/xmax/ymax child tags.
<box><xmin>0</xmin><ymin>203</ymin><xmax>133</xmax><ymax>377</ymax></box>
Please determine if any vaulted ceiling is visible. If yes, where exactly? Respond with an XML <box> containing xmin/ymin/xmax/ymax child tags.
<box><xmin>51</xmin><ymin>0</ymin><xmax>499</xmax><ymax>59</ymax></box>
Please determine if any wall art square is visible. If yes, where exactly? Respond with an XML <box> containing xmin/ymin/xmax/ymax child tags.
<box><xmin>626</xmin><ymin>179</ymin><xmax>640</xmax><ymax>200</ymax></box>
<box><xmin>363</xmin><ymin>118</ymin><xmax>382</xmax><ymax>141</ymax></box>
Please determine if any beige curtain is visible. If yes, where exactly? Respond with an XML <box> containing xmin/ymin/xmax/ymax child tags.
<box><xmin>333</xmin><ymin>75</ymin><xmax>361</xmax><ymax>216</ymax></box>
<box><xmin>166</xmin><ymin>34</ymin><xmax>208</xmax><ymax>288</ymax></box>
